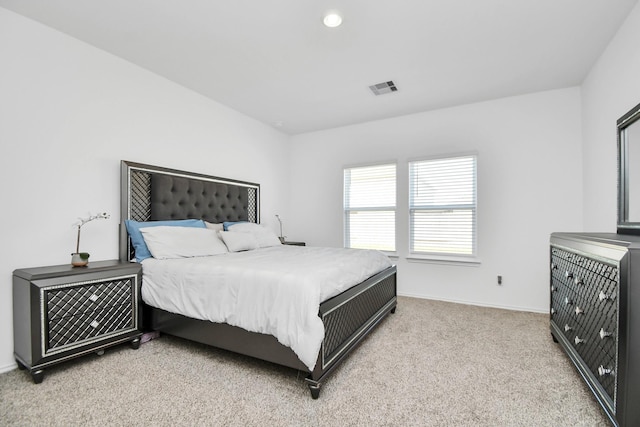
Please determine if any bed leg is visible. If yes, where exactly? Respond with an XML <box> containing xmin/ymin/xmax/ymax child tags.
<box><xmin>130</xmin><ymin>337</ymin><xmax>141</xmax><ymax>350</ymax></box>
<box><xmin>308</xmin><ymin>382</ymin><xmax>321</xmax><ymax>399</ymax></box>
<box><xmin>391</xmin><ymin>306</ymin><xmax>396</xmax><ymax>314</ymax></box>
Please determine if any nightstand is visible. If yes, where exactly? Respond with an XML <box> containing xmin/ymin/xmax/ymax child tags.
<box><xmin>13</xmin><ymin>260</ymin><xmax>142</xmax><ymax>383</ymax></box>
<box><xmin>283</xmin><ymin>241</ymin><xmax>306</xmax><ymax>246</ymax></box>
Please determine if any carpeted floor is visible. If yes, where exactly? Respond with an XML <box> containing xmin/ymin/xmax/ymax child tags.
<box><xmin>0</xmin><ymin>296</ymin><xmax>610</xmax><ymax>426</ymax></box>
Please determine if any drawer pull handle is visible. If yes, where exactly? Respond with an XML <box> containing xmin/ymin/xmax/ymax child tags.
<box><xmin>573</xmin><ymin>277</ymin><xmax>583</xmax><ymax>286</ymax></box>
<box><xmin>551</xmin><ymin>285</ymin><xmax>557</xmax><ymax>293</ymax></box>
<box><xmin>574</xmin><ymin>336</ymin><xmax>585</xmax><ymax>345</ymax></box>
<box><xmin>551</xmin><ymin>263</ymin><xmax>558</xmax><ymax>270</ymax></box>
<box><xmin>89</xmin><ymin>294</ymin><xmax>98</xmax><ymax>302</ymax></box>
<box><xmin>565</xmin><ymin>297</ymin><xmax>573</xmax><ymax>306</ymax></box>
<box><xmin>598</xmin><ymin>291</ymin><xmax>611</xmax><ymax>301</ymax></box>
<box><xmin>598</xmin><ymin>365</ymin><xmax>614</xmax><ymax>377</ymax></box>
<box><xmin>551</xmin><ymin>308</ymin><xmax>556</xmax><ymax>315</ymax></box>
<box><xmin>575</xmin><ymin>306</ymin><xmax>584</xmax><ymax>316</ymax></box>
<box><xmin>90</xmin><ymin>320</ymin><xmax>100</xmax><ymax>329</ymax></box>
<box><xmin>565</xmin><ymin>271</ymin><xmax>574</xmax><ymax>279</ymax></box>
<box><xmin>564</xmin><ymin>324</ymin><xmax>573</xmax><ymax>332</ymax></box>
<box><xmin>599</xmin><ymin>328</ymin><xmax>613</xmax><ymax>339</ymax></box>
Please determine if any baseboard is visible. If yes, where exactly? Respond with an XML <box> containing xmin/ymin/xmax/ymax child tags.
<box><xmin>396</xmin><ymin>292</ymin><xmax>548</xmax><ymax>314</ymax></box>
<box><xmin>0</xmin><ymin>362</ymin><xmax>17</xmax><ymax>374</ymax></box>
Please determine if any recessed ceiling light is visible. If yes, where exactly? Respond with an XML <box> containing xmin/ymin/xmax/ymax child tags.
<box><xmin>323</xmin><ymin>12</ymin><xmax>342</xmax><ymax>28</ymax></box>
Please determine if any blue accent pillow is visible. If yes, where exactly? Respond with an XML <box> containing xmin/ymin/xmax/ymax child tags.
<box><xmin>125</xmin><ymin>219</ymin><xmax>206</xmax><ymax>262</ymax></box>
<box><xmin>223</xmin><ymin>221</ymin><xmax>248</xmax><ymax>231</ymax></box>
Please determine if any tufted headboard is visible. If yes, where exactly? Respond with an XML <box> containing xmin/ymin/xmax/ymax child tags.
<box><xmin>119</xmin><ymin>160</ymin><xmax>259</xmax><ymax>262</ymax></box>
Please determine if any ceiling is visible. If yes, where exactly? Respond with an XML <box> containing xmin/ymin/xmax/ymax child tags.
<box><xmin>1</xmin><ymin>0</ymin><xmax>637</xmax><ymax>135</ymax></box>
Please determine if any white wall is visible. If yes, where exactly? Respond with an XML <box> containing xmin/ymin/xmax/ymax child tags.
<box><xmin>289</xmin><ymin>88</ymin><xmax>584</xmax><ymax>313</ymax></box>
<box><xmin>3</xmin><ymin>0</ymin><xmax>639</xmax><ymax>375</ymax></box>
<box><xmin>0</xmin><ymin>8</ymin><xmax>291</xmax><ymax>372</ymax></box>
<box><xmin>582</xmin><ymin>2</ymin><xmax>640</xmax><ymax>230</ymax></box>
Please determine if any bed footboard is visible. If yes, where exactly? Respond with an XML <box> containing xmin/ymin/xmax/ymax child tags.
<box><xmin>306</xmin><ymin>265</ymin><xmax>397</xmax><ymax>398</ymax></box>
<box><xmin>144</xmin><ymin>265</ymin><xmax>397</xmax><ymax>399</ymax></box>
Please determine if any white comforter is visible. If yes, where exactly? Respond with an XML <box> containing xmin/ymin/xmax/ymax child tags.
<box><xmin>141</xmin><ymin>245</ymin><xmax>392</xmax><ymax>370</ymax></box>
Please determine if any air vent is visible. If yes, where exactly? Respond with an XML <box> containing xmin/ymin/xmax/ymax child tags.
<box><xmin>369</xmin><ymin>80</ymin><xmax>398</xmax><ymax>96</ymax></box>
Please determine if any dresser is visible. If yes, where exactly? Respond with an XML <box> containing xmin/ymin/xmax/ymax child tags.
<box><xmin>550</xmin><ymin>233</ymin><xmax>640</xmax><ymax>426</ymax></box>
<box><xmin>13</xmin><ymin>260</ymin><xmax>142</xmax><ymax>383</ymax></box>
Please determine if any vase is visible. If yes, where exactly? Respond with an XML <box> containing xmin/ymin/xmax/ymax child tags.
<box><xmin>71</xmin><ymin>252</ymin><xmax>89</xmax><ymax>267</ymax></box>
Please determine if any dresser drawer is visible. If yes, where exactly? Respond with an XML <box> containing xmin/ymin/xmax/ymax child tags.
<box><xmin>550</xmin><ymin>245</ymin><xmax>620</xmax><ymax>406</ymax></box>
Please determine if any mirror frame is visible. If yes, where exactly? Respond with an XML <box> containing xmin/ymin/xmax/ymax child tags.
<box><xmin>617</xmin><ymin>101</ymin><xmax>640</xmax><ymax>235</ymax></box>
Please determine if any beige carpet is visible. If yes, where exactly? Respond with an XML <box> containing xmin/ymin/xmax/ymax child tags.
<box><xmin>0</xmin><ymin>297</ymin><xmax>609</xmax><ymax>426</ymax></box>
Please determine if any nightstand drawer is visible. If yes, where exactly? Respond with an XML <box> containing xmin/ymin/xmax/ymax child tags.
<box><xmin>47</xmin><ymin>304</ymin><xmax>135</xmax><ymax>354</ymax></box>
<box><xmin>46</xmin><ymin>276</ymin><xmax>134</xmax><ymax>320</ymax></box>
<box><xmin>43</xmin><ymin>275</ymin><xmax>137</xmax><ymax>355</ymax></box>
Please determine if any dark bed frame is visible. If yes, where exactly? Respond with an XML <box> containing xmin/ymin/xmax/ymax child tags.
<box><xmin>119</xmin><ymin>160</ymin><xmax>397</xmax><ymax>398</ymax></box>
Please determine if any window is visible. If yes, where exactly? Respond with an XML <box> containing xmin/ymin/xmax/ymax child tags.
<box><xmin>344</xmin><ymin>163</ymin><xmax>396</xmax><ymax>251</ymax></box>
<box><xmin>409</xmin><ymin>155</ymin><xmax>477</xmax><ymax>257</ymax></box>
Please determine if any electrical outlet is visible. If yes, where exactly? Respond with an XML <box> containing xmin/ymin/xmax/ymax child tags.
<box><xmin>497</xmin><ymin>275</ymin><xmax>503</xmax><ymax>285</ymax></box>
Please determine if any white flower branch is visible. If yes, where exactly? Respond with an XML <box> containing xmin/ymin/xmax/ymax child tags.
<box><xmin>74</xmin><ymin>212</ymin><xmax>110</xmax><ymax>228</ymax></box>
<box><xmin>74</xmin><ymin>212</ymin><xmax>110</xmax><ymax>254</ymax></box>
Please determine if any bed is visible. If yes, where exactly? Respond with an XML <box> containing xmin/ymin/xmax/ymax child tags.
<box><xmin>118</xmin><ymin>160</ymin><xmax>397</xmax><ymax>398</ymax></box>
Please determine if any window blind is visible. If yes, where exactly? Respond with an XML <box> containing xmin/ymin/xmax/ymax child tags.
<box><xmin>344</xmin><ymin>163</ymin><xmax>396</xmax><ymax>251</ymax></box>
<box><xmin>409</xmin><ymin>155</ymin><xmax>476</xmax><ymax>256</ymax></box>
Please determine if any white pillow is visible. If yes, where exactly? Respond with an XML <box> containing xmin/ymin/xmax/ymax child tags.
<box><xmin>204</xmin><ymin>221</ymin><xmax>224</xmax><ymax>232</ymax></box>
<box><xmin>219</xmin><ymin>230</ymin><xmax>260</xmax><ymax>252</ymax></box>
<box><xmin>227</xmin><ymin>222</ymin><xmax>282</xmax><ymax>248</ymax></box>
<box><xmin>140</xmin><ymin>226</ymin><xmax>228</xmax><ymax>259</ymax></box>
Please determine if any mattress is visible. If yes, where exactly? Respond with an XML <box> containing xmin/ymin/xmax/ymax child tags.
<box><xmin>140</xmin><ymin>245</ymin><xmax>392</xmax><ymax>370</ymax></box>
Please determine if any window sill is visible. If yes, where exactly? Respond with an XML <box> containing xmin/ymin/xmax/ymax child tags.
<box><xmin>406</xmin><ymin>254</ymin><xmax>481</xmax><ymax>266</ymax></box>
